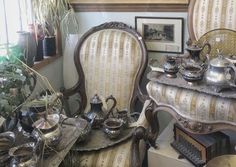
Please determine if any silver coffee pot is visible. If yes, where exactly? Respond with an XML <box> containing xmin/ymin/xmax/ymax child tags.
<box><xmin>205</xmin><ymin>52</ymin><xmax>236</xmax><ymax>92</ymax></box>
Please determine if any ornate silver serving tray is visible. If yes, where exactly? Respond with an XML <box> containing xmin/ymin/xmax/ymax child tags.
<box><xmin>147</xmin><ymin>71</ymin><xmax>236</xmax><ymax>99</ymax></box>
<box><xmin>72</xmin><ymin>127</ymin><xmax>134</xmax><ymax>152</ymax></box>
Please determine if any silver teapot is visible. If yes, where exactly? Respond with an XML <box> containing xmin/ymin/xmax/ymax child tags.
<box><xmin>205</xmin><ymin>52</ymin><xmax>236</xmax><ymax>92</ymax></box>
<box><xmin>185</xmin><ymin>43</ymin><xmax>211</xmax><ymax>65</ymax></box>
<box><xmin>32</xmin><ymin>114</ymin><xmax>61</xmax><ymax>147</ymax></box>
<box><xmin>84</xmin><ymin>94</ymin><xmax>117</xmax><ymax>129</ymax></box>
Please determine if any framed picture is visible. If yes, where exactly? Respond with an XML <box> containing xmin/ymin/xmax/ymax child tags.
<box><xmin>135</xmin><ymin>17</ymin><xmax>184</xmax><ymax>53</ymax></box>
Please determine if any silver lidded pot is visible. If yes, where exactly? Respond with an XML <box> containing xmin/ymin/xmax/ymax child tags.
<box><xmin>185</xmin><ymin>40</ymin><xmax>211</xmax><ymax>65</ymax></box>
<box><xmin>179</xmin><ymin>63</ymin><xmax>205</xmax><ymax>85</ymax></box>
<box><xmin>205</xmin><ymin>51</ymin><xmax>236</xmax><ymax>92</ymax></box>
<box><xmin>32</xmin><ymin>114</ymin><xmax>61</xmax><ymax>147</ymax></box>
<box><xmin>84</xmin><ymin>94</ymin><xmax>117</xmax><ymax>129</ymax></box>
<box><xmin>163</xmin><ymin>56</ymin><xmax>179</xmax><ymax>78</ymax></box>
<box><xmin>9</xmin><ymin>142</ymin><xmax>38</xmax><ymax>167</ymax></box>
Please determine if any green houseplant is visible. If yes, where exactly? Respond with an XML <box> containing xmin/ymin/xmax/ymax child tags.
<box><xmin>0</xmin><ymin>44</ymin><xmax>36</xmax><ymax>131</ymax></box>
<box><xmin>32</xmin><ymin>0</ymin><xmax>79</xmax><ymax>55</ymax></box>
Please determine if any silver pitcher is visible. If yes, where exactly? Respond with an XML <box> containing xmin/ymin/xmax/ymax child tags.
<box><xmin>205</xmin><ymin>52</ymin><xmax>236</xmax><ymax>92</ymax></box>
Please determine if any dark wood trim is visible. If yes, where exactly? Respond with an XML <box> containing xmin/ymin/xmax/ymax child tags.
<box><xmin>151</xmin><ymin>101</ymin><xmax>236</xmax><ymax>135</ymax></box>
<box><xmin>187</xmin><ymin>0</ymin><xmax>197</xmax><ymax>40</ymax></box>
<box><xmin>131</xmin><ymin>100</ymin><xmax>159</xmax><ymax>167</ymax></box>
<box><xmin>71</xmin><ymin>3</ymin><xmax>189</xmax><ymax>12</ymax></box>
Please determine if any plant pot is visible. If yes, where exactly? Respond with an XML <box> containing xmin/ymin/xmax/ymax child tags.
<box><xmin>35</xmin><ymin>39</ymin><xmax>44</xmax><ymax>61</ymax></box>
<box><xmin>43</xmin><ymin>36</ymin><xmax>56</xmax><ymax>56</ymax></box>
<box><xmin>16</xmin><ymin>31</ymin><xmax>37</xmax><ymax>67</ymax></box>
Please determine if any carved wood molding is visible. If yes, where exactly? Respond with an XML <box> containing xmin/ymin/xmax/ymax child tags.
<box><xmin>70</xmin><ymin>3</ymin><xmax>189</xmax><ymax>12</ymax></box>
<box><xmin>154</xmin><ymin>104</ymin><xmax>236</xmax><ymax>135</ymax></box>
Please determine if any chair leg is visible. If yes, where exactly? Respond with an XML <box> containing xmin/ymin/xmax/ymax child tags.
<box><xmin>131</xmin><ymin>126</ymin><xmax>147</xmax><ymax>167</ymax></box>
<box><xmin>145</xmin><ymin>101</ymin><xmax>159</xmax><ymax>149</ymax></box>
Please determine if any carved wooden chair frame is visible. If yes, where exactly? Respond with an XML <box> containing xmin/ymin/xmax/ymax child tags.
<box><xmin>63</xmin><ymin>22</ymin><xmax>148</xmax><ymax>114</ymax></box>
<box><xmin>62</xmin><ymin>22</ymin><xmax>161</xmax><ymax>166</ymax></box>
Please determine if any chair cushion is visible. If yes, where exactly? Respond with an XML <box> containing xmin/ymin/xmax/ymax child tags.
<box><xmin>147</xmin><ymin>81</ymin><xmax>236</xmax><ymax>124</ymax></box>
<box><xmin>191</xmin><ymin>0</ymin><xmax>236</xmax><ymax>40</ymax></box>
<box><xmin>80</xmin><ymin>29</ymin><xmax>142</xmax><ymax>113</ymax></box>
<box><xmin>78</xmin><ymin>140</ymin><xmax>146</xmax><ymax>167</ymax></box>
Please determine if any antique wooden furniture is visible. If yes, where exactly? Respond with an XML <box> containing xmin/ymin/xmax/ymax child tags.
<box><xmin>63</xmin><ymin>22</ymin><xmax>157</xmax><ymax>167</ymax></box>
<box><xmin>188</xmin><ymin>0</ymin><xmax>236</xmax><ymax>59</ymax></box>
<box><xmin>147</xmin><ymin>72</ymin><xmax>236</xmax><ymax>132</ymax></box>
<box><xmin>145</xmin><ymin>0</ymin><xmax>236</xmax><ymax>163</ymax></box>
<box><xmin>171</xmin><ymin>123</ymin><xmax>230</xmax><ymax>166</ymax></box>
<box><xmin>146</xmin><ymin>0</ymin><xmax>236</xmax><ymax>134</ymax></box>
<box><xmin>188</xmin><ymin>0</ymin><xmax>236</xmax><ymax>41</ymax></box>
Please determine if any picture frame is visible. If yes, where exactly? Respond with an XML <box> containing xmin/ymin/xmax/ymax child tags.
<box><xmin>135</xmin><ymin>17</ymin><xmax>184</xmax><ymax>53</ymax></box>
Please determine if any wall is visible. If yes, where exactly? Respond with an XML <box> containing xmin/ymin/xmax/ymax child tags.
<box><xmin>75</xmin><ymin>11</ymin><xmax>188</xmax><ymax>132</ymax></box>
<box><xmin>32</xmin><ymin>57</ymin><xmax>63</xmax><ymax>95</ymax></box>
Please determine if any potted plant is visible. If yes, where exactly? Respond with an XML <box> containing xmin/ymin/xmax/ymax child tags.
<box><xmin>32</xmin><ymin>0</ymin><xmax>79</xmax><ymax>56</ymax></box>
<box><xmin>0</xmin><ymin>44</ymin><xmax>36</xmax><ymax>131</ymax></box>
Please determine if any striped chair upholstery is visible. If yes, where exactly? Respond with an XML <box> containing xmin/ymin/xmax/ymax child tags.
<box><xmin>189</xmin><ymin>0</ymin><xmax>236</xmax><ymax>40</ymax></box>
<box><xmin>64</xmin><ymin>22</ymin><xmax>148</xmax><ymax>167</ymax></box>
<box><xmin>80</xmin><ymin>29</ymin><xmax>142</xmax><ymax>113</ymax></box>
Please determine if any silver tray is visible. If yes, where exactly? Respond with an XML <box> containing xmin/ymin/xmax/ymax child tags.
<box><xmin>72</xmin><ymin>127</ymin><xmax>134</xmax><ymax>152</ymax></box>
<box><xmin>147</xmin><ymin>71</ymin><xmax>236</xmax><ymax>99</ymax></box>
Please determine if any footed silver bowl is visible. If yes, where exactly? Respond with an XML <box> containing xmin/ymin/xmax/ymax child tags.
<box><xmin>103</xmin><ymin>118</ymin><xmax>123</xmax><ymax>139</ymax></box>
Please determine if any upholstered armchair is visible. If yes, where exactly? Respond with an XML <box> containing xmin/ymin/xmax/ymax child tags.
<box><xmin>62</xmin><ymin>22</ymin><xmax>158</xmax><ymax>167</ymax></box>
<box><xmin>188</xmin><ymin>0</ymin><xmax>236</xmax><ymax>41</ymax></box>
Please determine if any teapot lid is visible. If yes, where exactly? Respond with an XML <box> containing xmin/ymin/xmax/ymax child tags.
<box><xmin>90</xmin><ymin>94</ymin><xmax>102</xmax><ymax>104</ymax></box>
<box><xmin>210</xmin><ymin>54</ymin><xmax>230</xmax><ymax>67</ymax></box>
<box><xmin>186</xmin><ymin>44</ymin><xmax>202</xmax><ymax>51</ymax></box>
<box><xmin>33</xmin><ymin>114</ymin><xmax>59</xmax><ymax>130</ymax></box>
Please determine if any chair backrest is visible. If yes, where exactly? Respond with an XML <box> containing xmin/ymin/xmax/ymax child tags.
<box><xmin>73</xmin><ymin>22</ymin><xmax>147</xmax><ymax>113</ymax></box>
<box><xmin>188</xmin><ymin>0</ymin><xmax>236</xmax><ymax>41</ymax></box>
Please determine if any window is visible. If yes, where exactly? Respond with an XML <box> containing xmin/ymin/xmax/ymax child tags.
<box><xmin>0</xmin><ymin>0</ymin><xmax>32</xmax><ymax>45</ymax></box>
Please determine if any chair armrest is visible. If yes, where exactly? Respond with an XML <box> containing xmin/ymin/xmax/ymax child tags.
<box><xmin>60</xmin><ymin>85</ymin><xmax>84</xmax><ymax>117</ymax></box>
<box><xmin>129</xmin><ymin>99</ymin><xmax>151</xmax><ymax>128</ymax></box>
<box><xmin>130</xmin><ymin>100</ymin><xmax>159</xmax><ymax>167</ymax></box>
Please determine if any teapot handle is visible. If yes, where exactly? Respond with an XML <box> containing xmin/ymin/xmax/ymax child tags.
<box><xmin>201</xmin><ymin>42</ymin><xmax>211</xmax><ymax>63</ymax></box>
<box><xmin>104</xmin><ymin>95</ymin><xmax>117</xmax><ymax>120</ymax></box>
<box><xmin>202</xmin><ymin>42</ymin><xmax>211</xmax><ymax>54</ymax></box>
<box><xmin>225</xmin><ymin>63</ymin><xmax>236</xmax><ymax>88</ymax></box>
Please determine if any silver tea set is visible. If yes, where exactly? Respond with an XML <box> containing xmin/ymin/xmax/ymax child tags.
<box><xmin>83</xmin><ymin>94</ymin><xmax>132</xmax><ymax>139</ymax></box>
<box><xmin>149</xmin><ymin>41</ymin><xmax>236</xmax><ymax>92</ymax></box>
